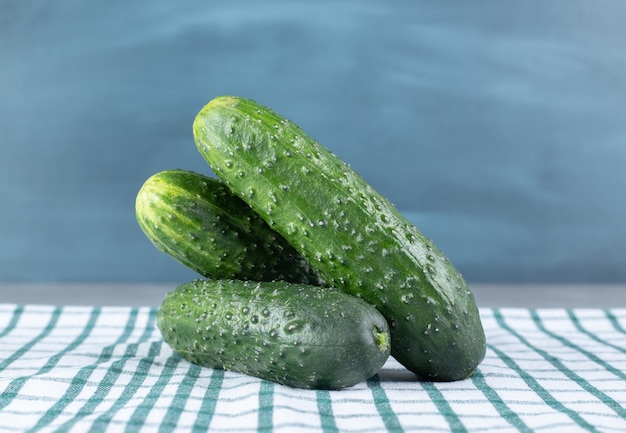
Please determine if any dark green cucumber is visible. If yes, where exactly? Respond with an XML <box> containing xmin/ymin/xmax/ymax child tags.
<box><xmin>157</xmin><ymin>279</ymin><xmax>391</xmax><ymax>389</ymax></box>
<box><xmin>136</xmin><ymin>169</ymin><xmax>323</xmax><ymax>284</ymax></box>
<box><xmin>193</xmin><ymin>95</ymin><xmax>486</xmax><ymax>381</ymax></box>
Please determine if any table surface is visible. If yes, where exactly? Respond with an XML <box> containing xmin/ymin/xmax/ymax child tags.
<box><xmin>2</xmin><ymin>283</ymin><xmax>625</xmax><ymax>308</ymax></box>
<box><xmin>1</xmin><ymin>302</ymin><xmax>625</xmax><ymax>433</ymax></box>
<box><xmin>2</xmin><ymin>284</ymin><xmax>626</xmax><ymax>433</ymax></box>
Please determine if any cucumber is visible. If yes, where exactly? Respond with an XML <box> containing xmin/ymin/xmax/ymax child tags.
<box><xmin>157</xmin><ymin>279</ymin><xmax>391</xmax><ymax>390</ymax></box>
<box><xmin>193</xmin><ymin>95</ymin><xmax>486</xmax><ymax>381</ymax></box>
<box><xmin>136</xmin><ymin>169</ymin><xmax>323</xmax><ymax>284</ymax></box>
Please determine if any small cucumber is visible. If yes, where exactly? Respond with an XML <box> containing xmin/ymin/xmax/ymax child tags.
<box><xmin>193</xmin><ymin>96</ymin><xmax>486</xmax><ymax>381</ymax></box>
<box><xmin>157</xmin><ymin>279</ymin><xmax>391</xmax><ymax>390</ymax></box>
<box><xmin>136</xmin><ymin>169</ymin><xmax>323</xmax><ymax>284</ymax></box>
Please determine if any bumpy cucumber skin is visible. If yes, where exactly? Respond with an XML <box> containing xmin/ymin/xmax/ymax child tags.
<box><xmin>157</xmin><ymin>279</ymin><xmax>391</xmax><ymax>390</ymax></box>
<box><xmin>193</xmin><ymin>96</ymin><xmax>486</xmax><ymax>381</ymax></box>
<box><xmin>136</xmin><ymin>169</ymin><xmax>323</xmax><ymax>284</ymax></box>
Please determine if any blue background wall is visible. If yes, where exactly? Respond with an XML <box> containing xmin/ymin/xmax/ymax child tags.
<box><xmin>1</xmin><ymin>1</ymin><xmax>625</xmax><ymax>283</ymax></box>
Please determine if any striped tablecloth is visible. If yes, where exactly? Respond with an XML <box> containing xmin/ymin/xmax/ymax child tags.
<box><xmin>0</xmin><ymin>303</ymin><xmax>624</xmax><ymax>432</ymax></box>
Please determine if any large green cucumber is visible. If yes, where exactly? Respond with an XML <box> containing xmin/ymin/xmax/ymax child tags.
<box><xmin>193</xmin><ymin>95</ymin><xmax>486</xmax><ymax>381</ymax></box>
<box><xmin>136</xmin><ymin>169</ymin><xmax>323</xmax><ymax>284</ymax></box>
<box><xmin>157</xmin><ymin>279</ymin><xmax>391</xmax><ymax>389</ymax></box>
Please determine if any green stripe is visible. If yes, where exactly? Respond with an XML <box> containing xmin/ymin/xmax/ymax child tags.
<box><xmin>605</xmin><ymin>309</ymin><xmax>626</xmax><ymax>333</ymax></box>
<box><xmin>493</xmin><ymin>309</ymin><xmax>601</xmax><ymax>432</ymax></box>
<box><xmin>26</xmin><ymin>308</ymin><xmax>140</xmax><ymax>432</ymax></box>
<box><xmin>158</xmin><ymin>363</ymin><xmax>203</xmax><ymax>433</ymax></box>
<box><xmin>530</xmin><ymin>310</ymin><xmax>626</xmax><ymax>418</ymax></box>
<box><xmin>57</xmin><ymin>311</ymin><xmax>155</xmax><ymax>433</ymax></box>
<box><xmin>191</xmin><ymin>368</ymin><xmax>224</xmax><ymax>433</ymax></box>
<box><xmin>123</xmin><ymin>353</ymin><xmax>181</xmax><ymax>433</ymax></box>
<box><xmin>0</xmin><ymin>308</ymin><xmax>94</xmax><ymax>409</ymax></box>
<box><xmin>56</xmin><ymin>341</ymin><xmax>144</xmax><ymax>433</ymax></box>
<box><xmin>567</xmin><ymin>310</ymin><xmax>626</xmax><ymax>355</ymax></box>
<box><xmin>0</xmin><ymin>305</ymin><xmax>24</xmax><ymax>339</ymax></box>
<box><xmin>86</xmin><ymin>310</ymin><xmax>159</xmax><ymax>432</ymax></box>
<box><xmin>470</xmin><ymin>369</ymin><xmax>532</xmax><ymax>433</ymax></box>
<box><xmin>421</xmin><ymin>381</ymin><xmax>466</xmax><ymax>433</ymax></box>
<box><xmin>316</xmin><ymin>390</ymin><xmax>339</xmax><ymax>433</ymax></box>
<box><xmin>89</xmin><ymin>340</ymin><xmax>163</xmax><ymax>433</ymax></box>
<box><xmin>257</xmin><ymin>380</ymin><xmax>274</xmax><ymax>433</ymax></box>
<box><xmin>367</xmin><ymin>375</ymin><xmax>403</xmax><ymax>432</ymax></box>
<box><xmin>0</xmin><ymin>307</ymin><xmax>61</xmax><ymax>374</ymax></box>
<box><xmin>487</xmin><ymin>342</ymin><xmax>601</xmax><ymax>431</ymax></box>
